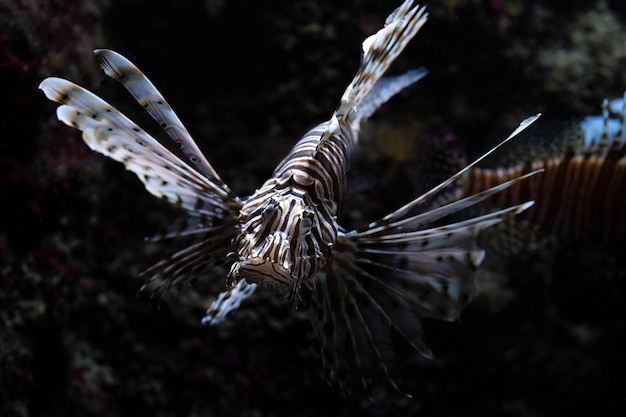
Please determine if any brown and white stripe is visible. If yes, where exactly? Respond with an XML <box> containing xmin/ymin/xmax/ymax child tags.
<box><xmin>39</xmin><ymin>0</ymin><xmax>539</xmax><ymax>398</ymax></box>
<box><xmin>465</xmin><ymin>96</ymin><xmax>626</xmax><ymax>242</ymax></box>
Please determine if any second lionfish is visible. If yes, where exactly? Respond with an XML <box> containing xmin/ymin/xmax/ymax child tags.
<box><xmin>39</xmin><ymin>1</ymin><xmax>539</xmax><ymax>396</ymax></box>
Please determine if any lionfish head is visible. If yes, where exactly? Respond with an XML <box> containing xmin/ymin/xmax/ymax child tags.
<box><xmin>231</xmin><ymin>194</ymin><xmax>325</xmax><ymax>308</ymax></box>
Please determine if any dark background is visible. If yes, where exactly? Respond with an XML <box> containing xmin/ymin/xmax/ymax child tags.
<box><xmin>1</xmin><ymin>0</ymin><xmax>625</xmax><ymax>416</ymax></box>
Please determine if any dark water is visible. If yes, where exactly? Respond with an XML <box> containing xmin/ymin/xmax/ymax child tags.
<box><xmin>1</xmin><ymin>0</ymin><xmax>625</xmax><ymax>416</ymax></box>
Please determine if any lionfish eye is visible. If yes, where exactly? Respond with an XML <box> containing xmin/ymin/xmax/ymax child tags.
<box><xmin>261</xmin><ymin>199</ymin><xmax>279</xmax><ymax>223</ymax></box>
<box><xmin>300</xmin><ymin>210</ymin><xmax>315</xmax><ymax>235</ymax></box>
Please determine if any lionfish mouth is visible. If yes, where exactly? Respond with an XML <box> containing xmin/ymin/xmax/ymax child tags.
<box><xmin>233</xmin><ymin>232</ymin><xmax>294</xmax><ymax>292</ymax></box>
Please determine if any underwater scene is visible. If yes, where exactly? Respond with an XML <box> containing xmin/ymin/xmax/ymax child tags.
<box><xmin>1</xmin><ymin>0</ymin><xmax>625</xmax><ymax>416</ymax></box>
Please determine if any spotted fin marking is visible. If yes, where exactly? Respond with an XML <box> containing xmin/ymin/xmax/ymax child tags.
<box><xmin>319</xmin><ymin>0</ymin><xmax>428</xmax><ymax>145</ymax></box>
<box><xmin>357</xmin><ymin>170</ymin><xmax>540</xmax><ymax>237</ymax></box>
<box><xmin>371</xmin><ymin>114</ymin><xmax>542</xmax><ymax>227</ymax></box>
<box><xmin>310</xmin><ymin>203</ymin><xmax>533</xmax><ymax>398</ymax></box>
<box><xmin>39</xmin><ymin>78</ymin><xmax>236</xmax><ymax>214</ymax></box>
<box><xmin>38</xmin><ymin>1</ymin><xmax>542</xmax><ymax>399</ymax></box>
<box><xmin>94</xmin><ymin>49</ymin><xmax>224</xmax><ymax>183</ymax></box>
<box><xmin>307</xmin><ymin>117</ymin><xmax>541</xmax><ymax>397</ymax></box>
<box><xmin>347</xmin><ymin>1</ymin><xmax>428</xmax><ymax>116</ymax></box>
<box><xmin>39</xmin><ymin>72</ymin><xmax>242</xmax><ymax>293</ymax></box>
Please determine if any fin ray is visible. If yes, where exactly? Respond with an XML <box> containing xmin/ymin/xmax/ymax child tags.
<box><xmin>94</xmin><ymin>49</ymin><xmax>223</xmax><ymax>182</ymax></box>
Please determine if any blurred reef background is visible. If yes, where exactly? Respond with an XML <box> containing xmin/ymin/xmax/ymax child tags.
<box><xmin>1</xmin><ymin>0</ymin><xmax>625</xmax><ymax>416</ymax></box>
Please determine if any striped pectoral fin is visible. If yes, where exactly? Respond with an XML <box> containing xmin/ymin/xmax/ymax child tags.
<box><xmin>40</xmin><ymin>77</ymin><xmax>242</xmax><ymax>297</ymax></box>
<box><xmin>39</xmin><ymin>78</ymin><xmax>240</xmax><ymax>219</ymax></box>
<box><xmin>307</xmin><ymin>234</ymin><xmax>437</xmax><ymax>399</ymax></box>
<box><xmin>141</xmin><ymin>221</ymin><xmax>238</xmax><ymax>297</ymax></box>
<box><xmin>94</xmin><ymin>49</ymin><xmax>223</xmax><ymax>182</ymax></box>
<box><xmin>310</xmin><ymin>198</ymin><xmax>535</xmax><ymax>397</ymax></box>
<box><xmin>367</xmin><ymin>114</ymin><xmax>542</xmax><ymax>227</ymax></box>
<box><xmin>352</xmin><ymin>243</ymin><xmax>480</xmax><ymax>321</ymax></box>
<box><xmin>348</xmin><ymin>217</ymin><xmax>494</xmax><ymax>323</ymax></box>
<box><xmin>358</xmin><ymin>171</ymin><xmax>539</xmax><ymax>238</ymax></box>
<box><xmin>201</xmin><ymin>279</ymin><xmax>258</xmax><ymax>326</ymax></box>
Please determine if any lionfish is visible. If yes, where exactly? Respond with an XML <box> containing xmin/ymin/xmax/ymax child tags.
<box><xmin>40</xmin><ymin>1</ymin><xmax>538</xmax><ymax>397</ymax></box>
<box><xmin>466</xmin><ymin>93</ymin><xmax>626</xmax><ymax>243</ymax></box>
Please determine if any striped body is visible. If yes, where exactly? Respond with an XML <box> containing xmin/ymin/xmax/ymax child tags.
<box><xmin>465</xmin><ymin>95</ymin><xmax>626</xmax><ymax>242</ymax></box>
<box><xmin>39</xmin><ymin>1</ymin><xmax>538</xmax><ymax>398</ymax></box>
<box><xmin>232</xmin><ymin>122</ymin><xmax>352</xmax><ymax>307</ymax></box>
